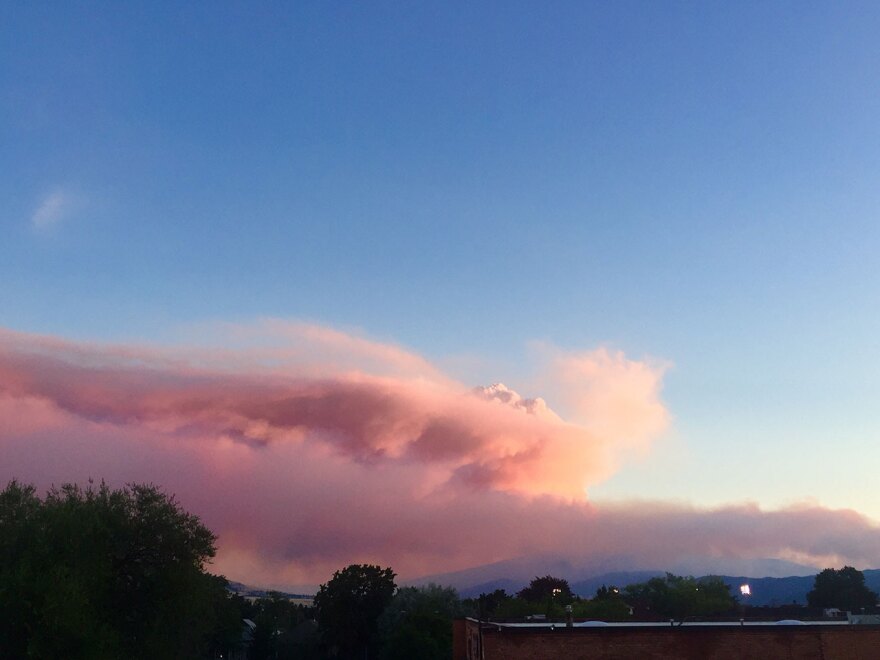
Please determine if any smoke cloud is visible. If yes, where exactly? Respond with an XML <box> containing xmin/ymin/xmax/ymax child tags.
<box><xmin>1</xmin><ymin>323</ymin><xmax>878</xmax><ymax>588</ymax></box>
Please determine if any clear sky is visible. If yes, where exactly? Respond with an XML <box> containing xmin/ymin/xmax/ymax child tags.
<box><xmin>3</xmin><ymin>2</ymin><xmax>880</xmax><ymax>584</ymax></box>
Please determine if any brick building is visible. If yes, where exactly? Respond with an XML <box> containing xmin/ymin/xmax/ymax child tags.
<box><xmin>453</xmin><ymin>618</ymin><xmax>880</xmax><ymax>660</ymax></box>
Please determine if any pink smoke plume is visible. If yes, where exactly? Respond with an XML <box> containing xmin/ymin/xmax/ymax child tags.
<box><xmin>2</xmin><ymin>323</ymin><xmax>879</xmax><ymax>588</ymax></box>
<box><xmin>0</xmin><ymin>324</ymin><xmax>663</xmax><ymax>499</ymax></box>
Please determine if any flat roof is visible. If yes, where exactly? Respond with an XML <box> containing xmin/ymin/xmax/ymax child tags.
<box><xmin>472</xmin><ymin>619</ymin><xmax>856</xmax><ymax>629</ymax></box>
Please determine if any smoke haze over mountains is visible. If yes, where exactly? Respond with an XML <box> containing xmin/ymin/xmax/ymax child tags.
<box><xmin>3</xmin><ymin>322</ymin><xmax>880</xmax><ymax>590</ymax></box>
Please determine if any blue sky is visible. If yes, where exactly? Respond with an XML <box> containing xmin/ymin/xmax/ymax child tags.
<box><xmin>4</xmin><ymin>2</ymin><xmax>880</xmax><ymax>518</ymax></box>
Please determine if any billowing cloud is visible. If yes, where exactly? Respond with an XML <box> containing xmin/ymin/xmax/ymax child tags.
<box><xmin>0</xmin><ymin>325</ymin><xmax>649</xmax><ymax>499</ymax></box>
<box><xmin>1</xmin><ymin>323</ymin><xmax>878</xmax><ymax>589</ymax></box>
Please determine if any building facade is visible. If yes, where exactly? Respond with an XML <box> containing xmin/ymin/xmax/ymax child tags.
<box><xmin>453</xmin><ymin>618</ymin><xmax>880</xmax><ymax>660</ymax></box>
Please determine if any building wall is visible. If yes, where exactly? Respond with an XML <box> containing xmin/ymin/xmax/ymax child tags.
<box><xmin>454</xmin><ymin>619</ymin><xmax>880</xmax><ymax>660</ymax></box>
<box><xmin>452</xmin><ymin>619</ymin><xmax>468</xmax><ymax>660</ymax></box>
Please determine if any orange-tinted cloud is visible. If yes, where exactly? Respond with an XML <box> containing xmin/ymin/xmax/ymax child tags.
<box><xmin>2</xmin><ymin>323</ymin><xmax>878</xmax><ymax>589</ymax></box>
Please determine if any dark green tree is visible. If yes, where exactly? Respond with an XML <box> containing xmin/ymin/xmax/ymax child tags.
<box><xmin>205</xmin><ymin>575</ymin><xmax>248</xmax><ymax>660</ymax></box>
<box><xmin>247</xmin><ymin>615</ymin><xmax>277</xmax><ymax>660</ymax></box>
<box><xmin>0</xmin><ymin>479</ymin><xmax>234</xmax><ymax>659</ymax></box>
<box><xmin>378</xmin><ymin>584</ymin><xmax>464</xmax><ymax>660</ymax></box>
<box><xmin>517</xmin><ymin>575</ymin><xmax>574</xmax><ymax>604</ymax></box>
<box><xmin>237</xmin><ymin>592</ymin><xmax>317</xmax><ymax>660</ymax></box>
<box><xmin>314</xmin><ymin>564</ymin><xmax>396</xmax><ymax>659</ymax></box>
<box><xmin>277</xmin><ymin>619</ymin><xmax>320</xmax><ymax>660</ymax></box>
<box><xmin>465</xmin><ymin>589</ymin><xmax>511</xmax><ymax>618</ymax></box>
<box><xmin>0</xmin><ymin>481</ymin><xmax>48</xmax><ymax>656</ymax></box>
<box><xmin>246</xmin><ymin>590</ymin><xmax>316</xmax><ymax>658</ymax></box>
<box><xmin>624</xmin><ymin>573</ymin><xmax>734</xmax><ymax>620</ymax></box>
<box><xmin>807</xmin><ymin>566</ymin><xmax>878</xmax><ymax>611</ymax></box>
<box><xmin>492</xmin><ymin>596</ymin><xmax>555</xmax><ymax>619</ymax></box>
<box><xmin>594</xmin><ymin>584</ymin><xmax>622</xmax><ymax>600</ymax></box>
<box><xmin>573</xmin><ymin>584</ymin><xmax>632</xmax><ymax>620</ymax></box>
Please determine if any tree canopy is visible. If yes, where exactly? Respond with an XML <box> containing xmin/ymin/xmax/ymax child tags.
<box><xmin>517</xmin><ymin>575</ymin><xmax>574</xmax><ymax>604</ymax></box>
<box><xmin>624</xmin><ymin>573</ymin><xmax>735</xmax><ymax>620</ymax></box>
<box><xmin>474</xmin><ymin>589</ymin><xmax>511</xmax><ymax>617</ymax></box>
<box><xmin>314</xmin><ymin>563</ymin><xmax>397</xmax><ymax>659</ymax></box>
<box><xmin>466</xmin><ymin>579</ymin><xmax>636</xmax><ymax>622</ymax></box>
<box><xmin>244</xmin><ymin>591</ymin><xmax>319</xmax><ymax>660</ymax></box>
<box><xmin>807</xmin><ymin>566</ymin><xmax>878</xmax><ymax>611</ymax></box>
<box><xmin>377</xmin><ymin>583</ymin><xmax>464</xmax><ymax>660</ymax></box>
<box><xmin>0</xmin><ymin>479</ymin><xmax>239</xmax><ymax>659</ymax></box>
<box><xmin>575</xmin><ymin>585</ymin><xmax>632</xmax><ymax>620</ymax></box>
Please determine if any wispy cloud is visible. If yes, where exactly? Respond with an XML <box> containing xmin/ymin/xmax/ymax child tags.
<box><xmin>30</xmin><ymin>188</ymin><xmax>74</xmax><ymax>231</ymax></box>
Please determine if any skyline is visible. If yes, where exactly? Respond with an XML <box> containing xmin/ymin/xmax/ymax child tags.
<box><xmin>4</xmin><ymin>1</ymin><xmax>880</xmax><ymax>587</ymax></box>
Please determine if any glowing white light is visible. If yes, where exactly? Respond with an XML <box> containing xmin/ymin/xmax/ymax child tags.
<box><xmin>740</xmin><ymin>584</ymin><xmax>751</xmax><ymax>596</ymax></box>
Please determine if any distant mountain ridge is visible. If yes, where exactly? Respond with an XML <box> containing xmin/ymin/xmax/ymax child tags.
<box><xmin>568</xmin><ymin>571</ymin><xmax>818</xmax><ymax>606</ymax></box>
<box><xmin>409</xmin><ymin>557</ymin><xmax>880</xmax><ymax>606</ymax></box>
<box><xmin>409</xmin><ymin>556</ymin><xmax>816</xmax><ymax>594</ymax></box>
<box><xmin>427</xmin><ymin>568</ymin><xmax>880</xmax><ymax>607</ymax></box>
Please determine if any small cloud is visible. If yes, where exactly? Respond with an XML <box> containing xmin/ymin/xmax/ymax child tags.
<box><xmin>31</xmin><ymin>188</ymin><xmax>74</xmax><ymax>231</ymax></box>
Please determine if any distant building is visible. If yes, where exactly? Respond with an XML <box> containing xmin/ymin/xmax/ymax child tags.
<box><xmin>453</xmin><ymin>618</ymin><xmax>880</xmax><ymax>660</ymax></box>
<box><xmin>848</xmin><ymin>613</ymin><xmax>880</xmax><ymax>625</ymax></box>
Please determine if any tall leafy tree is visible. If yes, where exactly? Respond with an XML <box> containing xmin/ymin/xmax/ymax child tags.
<box><xmin>807</xmin><ymin>566</ymin><xmax>878</xmax><ymax>611</ymax></box>
<box><xmin>0</xmin><ymin>479</ymin><xmax>237</xmax><ymax>659</ymax></box>
<box><xmin>314</xmin><ymin>564</ymin><xmax>396</xmax><ymax>659</ymax></box>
